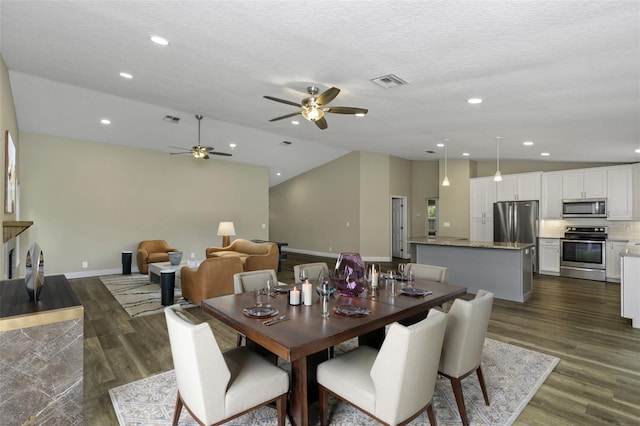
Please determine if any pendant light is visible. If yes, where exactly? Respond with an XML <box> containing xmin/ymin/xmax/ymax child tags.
<box><xmin>493</xmin><ymin>136</ymin><xmax>503</xmax><ymax>182</ymax></box>
<box><xmin>442</xmin><ymin>138</ymin><xmax>450</xmax><ymax>187</ymax></box>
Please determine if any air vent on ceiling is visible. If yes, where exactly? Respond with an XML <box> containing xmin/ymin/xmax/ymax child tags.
<box><xmin>280</xmin><ymin>141</ymin><xmax>293</xmax><ymax>146</ymax></box>
<box><xmin>370</xmin><ymin>74</ymin><xmax>409</xmax><ymax>89</ymax></box>
<box><xmin>425</xmin><ymin>150</ymin><xmax>435</xmax><ymax>154</ymax></box>
<box><xmin>162</xmin><ymin>115</ymin><xmax>180</xmax><ymax>123</ymax></box>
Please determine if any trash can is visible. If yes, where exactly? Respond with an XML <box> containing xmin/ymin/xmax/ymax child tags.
<box><xmin>122</xmin><ymin>251</ymin><xmax>132</xmax><ymax>275</ymax></box>
<box><xmin>160</xmin><ymin>269</ymin><xmax>175</xmax><ymax>306</ymax></box>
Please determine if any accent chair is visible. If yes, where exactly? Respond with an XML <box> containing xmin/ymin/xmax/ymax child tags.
<box><xmin>136</xmin><ymin>240</ymin><xmax>178</xmax><ymax>274</ymax></box>
<box><xmin>180</xmin><ymin>257</ymin><xmax>243</xmax><ymax>305</ymax></box>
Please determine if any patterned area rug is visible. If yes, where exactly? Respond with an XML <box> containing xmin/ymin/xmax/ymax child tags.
<box><xmin>100</xmin><ymin>274</ymin><xmax>195</xmax><ymax>318</ymax></box>
<box><xmin>109</xmin><ymin>337</ymin><xmax>559</xmax><ymax>425</ymax></box>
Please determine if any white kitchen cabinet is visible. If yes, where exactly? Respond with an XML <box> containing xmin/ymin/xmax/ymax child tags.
<box><xmin>539</xmin><ymin>238</ymin><xmax>560</xmax><ymax>275</ymax></box>
<box><xmin>621</xmin><ymin>251</ymin><xmax>640</xmax><ymax>328</ymax></box>
<box><xmin>541</xmin><ymin>172</ymin><xmax>563</xmax><ymax>219</ymax></box>
<box><xmin>496</xmin><ymin>172</ymin><xmax>542</xmax><ymax>202</ymax></box>
<box><xmin>607</xmin><ymin>240</ymin><xmax>628</xmax><ymax>282</ymax></box>
<box><xmin>562</xmin><ymin>168</ymin><xmax>607</xmax><ymax>199</ymax></box>
<box><xmin>470</xmin><ymin>177</ymin><xmax>496</xmax><ymax>242</ymax></box>
<box><xmin>633</xmin><ymin>163</ymin><xmax>640</xmax><ymax>219</ymax></box>
<box><xmin>607</xmin><ymin>166</ymin><xmax>633</xmax><ymax>220</ymax></box>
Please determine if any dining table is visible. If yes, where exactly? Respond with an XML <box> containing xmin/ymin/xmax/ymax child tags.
<box><xmin>200</xmin><ymin>277</ymin><xmax>466</xmax><ymax>426</ymax></box>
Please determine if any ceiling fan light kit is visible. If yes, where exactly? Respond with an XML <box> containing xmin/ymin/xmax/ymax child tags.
<box><xmin>264</xmin><ymin>85</ymin><xmax>368</xmax><ymax>130</ymax></box>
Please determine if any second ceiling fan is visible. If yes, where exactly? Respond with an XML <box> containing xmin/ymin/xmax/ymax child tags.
<box><xmin>169</xmin><ymin>114</ymin><xmax>232</xmax><ymax>159</ymax></box>
<box><xmin>264</xmin><ymin>86</ymin><xmax>368</xmax><ymax>130</ymax></box>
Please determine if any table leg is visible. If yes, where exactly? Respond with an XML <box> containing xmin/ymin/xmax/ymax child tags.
<box><xmin>289</xmin><ymin>350</ymin><xmax>328</xmax><ymax>426</ymax></box>
<box><xmin>358</xmin><ymin>327</ymin><xmax>385</xmax><ymax>349</ymax></box>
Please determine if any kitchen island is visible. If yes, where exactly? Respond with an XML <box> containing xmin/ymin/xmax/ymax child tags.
<box><xmin>408</xmin><ymin>236</ymin><xmax>534</xmax><ymax>302</ymax></box>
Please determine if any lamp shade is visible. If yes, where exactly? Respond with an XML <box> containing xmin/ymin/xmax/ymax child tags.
<box><xmin>217</xmin><ymin>222</ymin><xmax>236</xmax><ymax>236</ymax></box>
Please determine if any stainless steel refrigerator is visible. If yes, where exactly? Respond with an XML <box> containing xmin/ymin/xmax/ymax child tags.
<box><xmin>493</xmin><ymin>200</ymin><xmax>539</xmax><ymax>272</ymax></box>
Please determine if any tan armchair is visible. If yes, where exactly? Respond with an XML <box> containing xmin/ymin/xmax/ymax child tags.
<box><xmin>136</xmin><ymin>240</ymin><xmax>178</xmax><ymax>274</ymax></box>
<box><xmin>205</xmin><ymin>239</ymin><xmax>278</xmax><ymax>272</ymax></box>
<box><xmin>180</xmin><ymin>257</ymin><xmax>243</xmax><ymax>305</ymax></box>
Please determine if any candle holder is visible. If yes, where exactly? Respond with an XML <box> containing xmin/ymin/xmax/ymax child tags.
<box><xmin>366</xmin><ymin>262</ymin><xmax>381</xmax><ymax>291</ymax></box>
<box><xmin>288</xmin><ymin>287</ymin><xmax>301</xmax><ymax>306</ymax></box>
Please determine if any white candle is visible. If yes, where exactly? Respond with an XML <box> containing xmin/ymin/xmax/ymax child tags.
<box><xmin>290</xmin><ymin>286</ymin><xmax>300</xmax><ymax>305</ymax></box>
<box><xmin>302</xmin><ymin>281</ymin><xmax>313</xmax><ymax>305</ymax></box>
<box><xmin>372</xmin><ymin>270</ymin><xmax>379</xmax><ymax>288</ymax></box>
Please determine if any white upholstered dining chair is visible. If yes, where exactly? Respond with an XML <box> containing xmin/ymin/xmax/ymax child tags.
<box><xmin>293</xmin><ymin>262</ymin><xmax>329</xmax><ymax>283</ymax></box>
<box><xmin>317</xmin><ymin>309</ymin><xmax>448</xmax><ymax>426</ymax></box>
<box><xmin>164</xmin><ymin>306</ymin><xmax>289</xmax><ymax>426</ymax></box>
<box><xmin>406</xmin><ymin>263</ymin><xmax>449</xmax><ymax>283</ymax></box>
<box><xmin>232</xmin><ymin>269</ymin><xmax>279</xmax><ymax>347</ymax></box>
<box><xmin>438</xmin><ymin>289</ymin><xmax>494</xmax><ymax>426</ymax></box>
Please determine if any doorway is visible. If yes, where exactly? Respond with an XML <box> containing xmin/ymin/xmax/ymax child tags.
<box><xmin>391</xmin><ymin>196</ymin><xmax>408</xmax><ymax>259</ymax></box>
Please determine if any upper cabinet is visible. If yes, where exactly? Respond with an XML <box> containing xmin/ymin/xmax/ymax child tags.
<box><xmin>470</xmin><ymin>177</ymin><xmax>496</xmax><ymax>219</ymax></box>
<box><xmin>496</xmin><ymin>172</ymin><xmax>542</xmax><ymax>201</ymax></box>
<box><xmin>562</xmin><ymin>168</ymin><xmax>607</xmax><ymax>199</ymax></box>
<box><xmin>541</xmin><ymin>171</ymin><xmax>564</xmax><ymax>219</ymax></box>
<box><xmin>634</xmin><ymin>164</ymin><xmax>640</xmax><ymax>220</ymax></box>
<box><xmin>607</xmin><ymin>165</ymin><xmax>633</xmax><ymax>220</ymax></box>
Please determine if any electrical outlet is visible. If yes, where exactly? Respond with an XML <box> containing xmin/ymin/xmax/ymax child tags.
<box><xmin>261</xmin><ymin>223</ymin><xmax>266</xmax><ymax>229</ymax></box>
<box><xmin>329</xmin><ymin>246</ymin><xmax>332</xmax><ymax>252</ymax></box>
<box><xmin>346</xmin><ymin>222</ymin><xmax>350</xmax><ymax>227</ymax></box>
<box><xmin>443</xmin><ymin>222</ymin><xmax>451</xmax><ymax>227</ymax></box>
<box><xmin>82</xmin><ymin>261</ymin><xmax>88</xmax><ymax>269</ymax></box>
<box><xmin>190</xmin><ymin>252</ymin><xmax>195</xmax><ymax>259</ymax></box>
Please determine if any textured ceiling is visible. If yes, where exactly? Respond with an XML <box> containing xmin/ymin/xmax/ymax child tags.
<box><xmin>1</xmin><ymin>1</ymin><xmax>639</xmax><ymax>186</ymax></box>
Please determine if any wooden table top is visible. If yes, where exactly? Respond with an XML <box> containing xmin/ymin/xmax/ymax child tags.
<box><xmin>201</xmin><ymin>278</ymin><xmax>466</xmax><ymax>362</ymax></box>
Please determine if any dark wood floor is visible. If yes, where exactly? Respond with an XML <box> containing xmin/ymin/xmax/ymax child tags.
<box><xmin>72</xmin><ymin>253</ymin><xmax>640</xmax><ymax>425</ymax></box>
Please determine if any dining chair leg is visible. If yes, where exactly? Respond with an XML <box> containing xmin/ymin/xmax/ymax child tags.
<box><xmin>171</xmin><ymin>392</ymin><xmax>183</xmax><ymax>426</ymax></box>
<box><xmin>276</xmin><ymin>393</ymin><xmax>287</xmax><ymax>426</ymax></box>
<box><xmin>476</xmin><ymin>365</ymin><xmax>490</xmax><ymax>405</ymax></box>
<box><xmin>236</xmin><ymin>332</ymin><xmax>244</xmax><ymax>347</ymax></box>
<box><xmin>319</xmin><ymin>385</ymin><xmax>329</xmax><ymax>426</ymax></box>
<box><xmin>450</xmin><ymin>377</ymin><xmax>469</xmax><ymax>426</ymax></box>
<box><xmin>426</xmin><ymin>401</ymin><xmax>438</xmax><ymax>426</ymax></box>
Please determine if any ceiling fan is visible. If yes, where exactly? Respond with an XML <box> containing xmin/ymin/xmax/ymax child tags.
<box><xmin>264</xmin><ymin>86</ymin><xmax>368</xmax><ymax>130</ymax></box>
<box><xmin>169</xmin><ymin>114</ymin><xmax>232</xmax><ymax>159</ymax></box>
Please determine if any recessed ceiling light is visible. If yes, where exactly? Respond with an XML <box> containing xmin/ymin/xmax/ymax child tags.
<box><xmin>119</xmin><ymin>72</ymin><xmax>133</xmax><ymax>79</ymax></box>
<box><xmin>523</xmin><ymin>141</ymin><xmax>534</xmax><ymax>146</ymax></box>
<box><xmin>636</xmin><ymin>149</ymin><xmax>640</xmax><ymax>154</ymax></box>
<box><xmin>462</xmin><ymin>152</ymin><xmax>470</xmax><ymax>156</ymax></box>
<box><xmin>276</xmin><ymin>172</ymin><xmax>282</xmax><ymax>176</ymax></box>
<box><xmin>150</xmin><ymin>35</ymin><xmax>169</xmax><ymax>46</ymax></box>
<box><xmin>436</xmin><ymin>143</ymin><xmax>444</xmax><ymax>148</ymax></box>
<box><xmin>100</xmin><ymin>119</ymin><xmax>111</xmax><ymax>125</ymax></box>
<box><xmin>229</xmin><ymin>143</ymin><xmax>237</xmax><ymax>149</ymax></box>
<box><xmin>355</xmin><ymin>113</ymin><xmax>365</xmax><ymax>117</ymax></box>
<box><xmin>291</xmin><ymin>120</ymin><xmax>299</xmax><ymax>125</ymax></box>
<box><xmin>467</xmin><ymin>98</ymin><xmax>482</xmax><ymax>104</ymax></box>
<box><xmin>541</xmin><ymin>152</ymin><xmax>550</xmax><ymax>156</ymax></box>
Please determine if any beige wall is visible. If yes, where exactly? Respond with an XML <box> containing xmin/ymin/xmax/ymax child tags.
<box><xmin>1</xmin><ymin>54</ymin><xmax>20</xmax><ymax>278</ymax></box>
<box><xmin>410</xmin><ymin>160</ymin><xmax>439</xmax><ymax>237</ymax></box>
<box><xmin>359</xmin><ymin>152</ymin><xmax>390</xmax><ymax>259</ymax></box>
<box><xmin>19</xmin><ymin>133</ymin><xmax>269</xmax><ymax>276</ymax></box>
<box><xmin>438</xmin><ymin>159</ymin><xmax>471</xmax><ymax>238</ymax></box>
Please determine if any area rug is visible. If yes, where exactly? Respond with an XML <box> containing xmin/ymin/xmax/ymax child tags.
<box><xmin>109</xmin><ymin>337</ymin><xmax>559</xmax><ymax>425</ymax></box>
<box><xmin>100</xmin><ymin>274</ymin><xmax>195</xmax><ymax>318</ymax></box>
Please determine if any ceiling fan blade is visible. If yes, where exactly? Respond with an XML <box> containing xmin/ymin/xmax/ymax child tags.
<box><xmin>326</xmin><ymin>106</ymin><xmax>368</xmax><ymax>115</ymax></box>
<box><xmin>263</xmin><ymin>96</ymin><xmax>302</xmax><ymax>107</ymax></box>
<box><xmin>169</xmin><ymin>152</ymin><xmax>192</xmax><ymax>155</ymax></box>
<box><xmin>169</xmin><ymin>146</ymin><xmax>193</xmax><ymax>151</ymax></box>
<box><xmin>203</xmin><ymin>154</ymin><xmax>210</xmax><ymax>159</ymax></box>
<box><xmin>316</xmin><ymin>87</ymin><xmax>340</xmax><ymax>106</ymax></box>
<box><xmin>269</xmin><ymin>111</ymin><xmax>302</xmax><ymax>122</ymax></box>
<box><xmin>208</xmin><ymin>151</ymin><xmax>232</xmax><ymax>157</ymax></box>
<box><xmin>314</xmin><ymin>117</ymin><xmax>328</xmax><ymax>130</ymax></box>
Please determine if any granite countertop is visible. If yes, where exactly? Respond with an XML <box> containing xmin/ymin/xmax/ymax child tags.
<box><xmin>407</xmin><ymin>236</ymin><xmax>535</xmax><ymax>250</ymax></box>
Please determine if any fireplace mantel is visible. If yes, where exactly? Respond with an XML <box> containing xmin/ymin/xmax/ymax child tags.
<box><xmin>3</xmin><ymin>221</ymin><xmax>33</xmax><ymax>243</ymax></box>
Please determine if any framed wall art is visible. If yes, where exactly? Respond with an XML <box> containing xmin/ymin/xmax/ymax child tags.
<box><xmin>5</xmin><ymin>130</ymin><xmax>16</xmax><ymax>213</ymax></box>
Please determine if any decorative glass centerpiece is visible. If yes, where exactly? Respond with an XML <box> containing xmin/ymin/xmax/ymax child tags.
<box><xmin>330</xmin><ymin>252</ymin><xmax>366</xmax><ymax>297</ymax></box>
<box><xmin>25</xmin><ymin>243</ymin><xmax>45</xmax><ymax>301</ymax></box>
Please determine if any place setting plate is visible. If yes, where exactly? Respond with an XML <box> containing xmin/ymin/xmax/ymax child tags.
<box><xmin>243</xmin><ymin>306</ymin><xmax>279</xmax><ymax>318</ymax></box>
<box><xmin>333</xmin><ymin>305</ymin><xmax>371</xmax><ymax>317</ymax></box>
<box><xmin>400</xmin><ymin>287</ymin><xmax>432</xmax><ymax>297</ymax></box>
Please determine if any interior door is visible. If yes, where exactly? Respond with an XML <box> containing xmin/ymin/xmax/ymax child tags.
<box><xmin>392</xmin><ymin>197</ymin><xmax>405</xmax><ymax>258</ymax></box>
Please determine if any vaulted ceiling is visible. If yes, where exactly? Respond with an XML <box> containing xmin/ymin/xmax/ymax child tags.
<box><xmin>1</xmin><ymin>1</ymin><xmax>638</xmax><ymax>186</ymax></box>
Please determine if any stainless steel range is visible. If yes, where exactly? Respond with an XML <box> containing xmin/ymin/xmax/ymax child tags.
<box><xmin>560</xmin><ymin>226</ymin><xmax>608</xmax><ymax>281</ymax></box>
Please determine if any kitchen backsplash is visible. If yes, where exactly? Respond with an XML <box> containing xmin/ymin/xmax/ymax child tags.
<box><xmin>540</xmin><ymin>219</ymin><xmax>640</xmax><ymax>241</ymax></box>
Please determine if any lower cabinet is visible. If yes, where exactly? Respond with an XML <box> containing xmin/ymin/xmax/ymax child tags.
<box><xmin>539</xmin><ymin>238</ymin><xmax>560</xmax><ymax>275</ymax></box>
<box><xmin>471</xmin><ymin>217</ymin><xmax>493</xmax><ymax>242</ymax></box>
<box><xmin>607</xmin><ymin>241</ymin><xmax>629</xmax><ymax>282</ymax></box>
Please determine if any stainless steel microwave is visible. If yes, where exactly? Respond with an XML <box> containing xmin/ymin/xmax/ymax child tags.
<box><xmin>562</xmin><ymin>198</ymin><xmax>607</xmax><ymax>218</ymax></box>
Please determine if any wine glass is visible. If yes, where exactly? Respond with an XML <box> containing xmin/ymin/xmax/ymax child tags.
<box><xmin>397</xmin><ymin>263</ymin><xmax>407</xmax><ymax>280</ymax></box>
<box><xmin>299</xmin><ymin>269</ymin><xmax>308</xmax><ymax>284</ymax></box>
